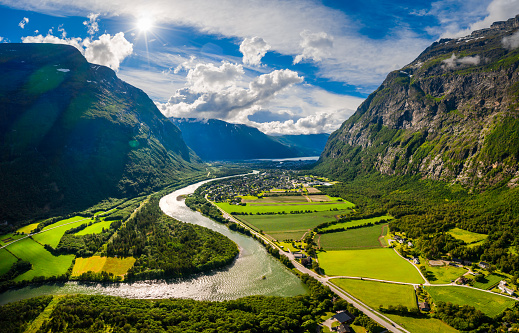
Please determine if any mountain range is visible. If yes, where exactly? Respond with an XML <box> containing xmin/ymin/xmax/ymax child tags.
<box><xmin>171</xmin><ymin>118</ymin><xmax>329</xmax><ymax>160</ymax></box>
<box><xmin>317</xmin><ymin>14</ymin><xmax>519</xmax><ymax>189</ymax></box>
<box><xmin>0</xmin><ymin>43</ymin><xmax>200</xmax><ymax>221</ymax></box>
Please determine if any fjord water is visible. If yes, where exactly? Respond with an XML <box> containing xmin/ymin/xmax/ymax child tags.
<box><xmin>0</xmin><ymin>177</ymin><xmax>307</xmax><ymax>305</ymax></box>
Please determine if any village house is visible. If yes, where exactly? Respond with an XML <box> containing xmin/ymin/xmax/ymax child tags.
<box><xmin>418</xmin><ymin>302</ymin><xmax>430</xmax><ymax>312</ymax></box>
<box><xmin>498</xmin><ymin>280</ymin><xmax>515</xmax><ymax>296</ymax></box>
<box><xmin>478</xmin><ymin>261</ymin><xmax>490</xmax><ymax>269</ymax></box>
<box><xmin>412</xmin><ymin>257</ymin><xmax>420</xmax><ymax>264</ymax></box>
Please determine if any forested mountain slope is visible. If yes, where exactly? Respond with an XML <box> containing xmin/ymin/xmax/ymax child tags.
<box><xmin>0</xmin><ymin>43</ymin><xmax>201</xmax><ymax>222</ymax></box>
<box><xmin>317</xmin><ymin>15</ymin><xmax>519</xmax><ymax>190</ymax></box>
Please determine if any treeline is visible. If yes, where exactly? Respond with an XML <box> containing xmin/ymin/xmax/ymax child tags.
<box><xmin>0</xmin><ymin>296</ymin><xmax>53</xmax><ymax>333</ymax></box>
<box><xmin>315</xmin><ymin>219</ymin><xmax>390</xmax><ymax>235</ymax></box>
<box><xmin>107</xmin><ymin>196</ymin><xmax>238</xmax><ymax>280</ymax></box>
<box><xmin>313</xmin><ymin>211</ymin><xmax>389</xmax><ymax>232</ymax></box>
<box><xmin>433</xmin><ymin>301</ymin><xmax>491</xmax><ymax>332</ymax></box>
<box><xmin>0</xmin><ymin>259</ymin><xmax>31</xmax><ymax>282</ymax></box>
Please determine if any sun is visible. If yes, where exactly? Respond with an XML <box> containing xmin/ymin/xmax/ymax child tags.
<box><xmin>137</xmin><ymin>17</ymin><xmax>153</xmax><ymax>32</ymax></box>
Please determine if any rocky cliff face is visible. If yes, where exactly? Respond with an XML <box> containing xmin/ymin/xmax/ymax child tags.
<box><xmin>318</xmin><ymin>15</ymin><xmax>519</xmax><ymax>189</ymax></box>
<box><xmin>0</xmin><ymin>43</ymin><xmax>200</xmax><ymax>221</ymax></box>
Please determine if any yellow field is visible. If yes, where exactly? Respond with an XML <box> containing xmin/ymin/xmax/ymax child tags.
<box><xmin>16</xmin><ymin>223</ymin><xmax>39</xmax><ymax>234</ymax></box>
<box><xmin>72</xmin><ymin>256</ymin><xmax>136</xmax><ymax>277</ymax></box>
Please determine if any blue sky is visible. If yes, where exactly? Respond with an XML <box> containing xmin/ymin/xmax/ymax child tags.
<box><xmin>0</xmin><ymin>0</ymin><xmax>517</xmax><ymax>134</ymax></box>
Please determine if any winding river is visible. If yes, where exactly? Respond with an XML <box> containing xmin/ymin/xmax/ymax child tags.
<box><xmin>0</xmin><ymin>175</ymin><xmax>307</xmax><ymax>305</ymax></box>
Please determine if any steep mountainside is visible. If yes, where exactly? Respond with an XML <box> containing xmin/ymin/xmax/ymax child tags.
<box><xmin>318</xmin><ymin>15</ymin><xmax>519</xmax><ymax>189</ymax></box>
<box><xmin>0</xmin><ymin>43</ymin><xmax>200</xmax><ymax>221</ymax></box>
<box><xmin>171</xmin><ymin>118</ymin><xmax>326</xmax><ymax>160</ymax></box>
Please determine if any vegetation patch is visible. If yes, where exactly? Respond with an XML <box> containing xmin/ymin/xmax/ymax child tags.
<box><xmin>0</xmin><ymin>249</ymin><xmax>18</xmax><ymax>276</ymax></box>
<box><xmin>425</xmin><ymin>286</ymin><xmax>515</xmax><ymax>317</ymax></box>
<box><xmin>447</xmin><ymin>228</ymin><xmax>488</xmax><ymax>245</ymax></box>
<box><xmin>332</xmin><ymin>278</ymin><xmax>417</xmax><ymax>309</ymax></box>
<box><xmin>472</xmin><ymin>273</ymin><xmax>504</xmax><ymax>290</ymax></box>
<box><xmin>72</xmin><ymin>256</ymin><xmax>136</xmax><ymax>277</ymax></box>
<box><xmin>7</xmin><ymin>238</ymin><xmax>74</xmax><ymax>281</ymax></box>
<box><xmin>320</xmin><ymin>215</ymin><xmax>393</xmax><ymax>232</ymax></box>
<box><xmin>318</xmin><ymin>248</ymin><xmax>424</xmax><ymax>284</ymax></box>
<box><xmin>319</xmin><ymin>224</ymin><xmax>388</xmax><ymax>250</ymax></box>
<box><xmin>75</xmin><ymin>220</ymin><xmax>114</xmax><ymax>235</ymax></box>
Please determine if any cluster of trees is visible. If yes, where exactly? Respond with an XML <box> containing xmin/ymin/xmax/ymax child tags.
<box><xmin>107</xmin><ymin>196</ymin><xmax>238</xmax><ymax>280</ymax></box>
<box><xmin>0</xmin><ymin>259</ymin><xmax>31</xmax><ymax>282</ymax></box>
<box><xmin>433</xmin><ymin>301</ymin><xmax>490</xmax><ymax>331</ymax></box>
<box><xmin>315</xmin><ymin>219</ymin><xmax>389</xmax><ymax>235</ymax></box>
<box><xmin>72</xmin><ymin>270</ymin><xmax>123</xmax><ymax>282</ymax></box>
<box><xmin>0</xmin><ymin>296</ymin><xmax>53</xmax><ymax>333</ymax></box>
<box><xmin>378</xmin><ymin>304</ymin><xmax>421</xmax><ymax>317</ymax></box>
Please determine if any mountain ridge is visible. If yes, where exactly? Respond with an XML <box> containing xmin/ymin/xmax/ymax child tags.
<box><xmin>171</xmin><ymin>117</ymin><xmax>328</xmax><ymax>160</ymax></box>
<box><xmin>317</xmin><ymin>14</ymin><xmax>519</xmax><ymax>190</ymax></box>
<box><xmin>0</xmin><ymin>43</ymin><xmax>201</xmax><ymax>222</ymax></box>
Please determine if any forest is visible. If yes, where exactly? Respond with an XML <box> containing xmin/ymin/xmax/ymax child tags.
<box><xmin>107</xmin><ymin>196</ymin><xmax>239</xmax><ymax>280</ymax></box>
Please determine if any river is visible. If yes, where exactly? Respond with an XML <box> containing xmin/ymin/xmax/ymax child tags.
<box><xmin>0</xmin><ymin>175</ymin><xmax>307</xmax><ymax>305</ymax></box>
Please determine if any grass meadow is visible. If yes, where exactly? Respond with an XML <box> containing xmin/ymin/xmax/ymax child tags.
<box><xmin>319</xmin><ymin>224</ymin><xmax>388</xmax><ymax>250</ymax></box>
<box><xmin>7</xmin><ymin>238</ymin><xmax>74</xmax><ymax>281</ymax></box>
<box><xmin>16</xmin><ymin>223</ymin><xmax>40</xmax><ymax>234</ymax></box>
<box><xmin>386</xmin><ymin>315</ymin><xmax>458</xmax><ymax>333</ymax></box>
<box><xmin>32</xmin><ymin>215</ymin><xmax>95</xmax><ymax>248</ymax></box>
<box><xmin>332</xmin><ymin>278</ymin><xmax>417</xmax><ymax>309</ymax></box>
<box><xmin>238</xmin><ymin>209</ymin><xmax>348</xmax><ymax>240</ymax></box>
<box><xmin>217</xmin><ymin>201</ymin><xmax>354</xmax><ymax>215</ymax></box>
<box><xmin>472</xmin><ymin>273</ymin><xmax>505</xmax><ymax>290</ymax></box>
<box><xmin>75</xmin><ymin>221</ymin><xmax>114</xmax><ymax>235</ymax></box>
<box><xmin>318</xmin><ymin>248</ymin><xmax>424</xmax><ymax>284</ymax></box>
<box><xmin>425</xmin><ymin>286</ymin><xmax>515</xmax><ymax>317</ymax></box>
<box><xmin>320</xmin><ymin>215</ymin><xmax>393</xmax><ymax>232</ymax></box>
<box><xmin>0</xmin><ymin>249</ymin><xmax>18</xmax><ymax>276</ymax></box>
<box><xmin>425</xmin><ymin>263</ymin><xmax>467</xmax><ymax>284</ymax></box>
<box><xmin>447</xmin><ymin>228</ymin><xmax>488</xmax><ymax>245</ymax></box>
<box><xmin>72</xmin><ymin>256</ymin><xmax>136</xmax><ymax>276</ymax></box>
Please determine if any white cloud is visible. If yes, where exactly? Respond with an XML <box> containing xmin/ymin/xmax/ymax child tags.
<box><xmin>83</xmin><ymin>33</ymin><xmax>133</xmax><ymax>71</ymax></box>
<box><xmin>21</xmin><ymin>32</ymin><xmax>133</xmax><ymax>71</ymax></box>
<box><xmin>18</xmin><ymin>17</ymin><xmax>29</xmax><ymax>29</ymax></box>
<box><xmin>432</xmin><ymin>0</ymin><xmax>519</xmax><ymax>38</ymax></box>
<box><xmin>58</xmin><ymin>24</ymin><xmax>66</xmax><ymax>38</ymax></box>
<box><xmin>502</xmin><ymin>30</ymin><xmax>519</xmax><ymax>49</ymax></box>
<box><xmin>83</xmin><ymin>13</ymin><xmax>99</xmax><ymax>36</ymax></box>
<box><xmin>186</xmin><ymin>62</ymin><xmax>244</xmax><ymax>93</ymax></box>
<box><xmin>442</xmin><ymin>53</ymin><xmax>481</xmax><ymax>68</ymax></box>
<box><xmin>239</xmin><ymin>37</ymin><xmax>271</xmax><ymax>65</ymax></box>
<box><xmin>2</xmin><ymin>0</ymin><xmax>432</xmax><ymax>88</ymax></box>
<box><xmin>294</xmin><ymin>30</ymin><xmax>333</xmax><ymax>64</ymax></box>
<box><xmin>158</xmin><ymin>66</ymin><xmax>303</xmax><ymax>120</ymax></box>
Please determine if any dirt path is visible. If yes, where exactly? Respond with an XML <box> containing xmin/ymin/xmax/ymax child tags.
<box><xmin>377</xmin><ymin>224</ymin><xmax>389</xmax><ymax>247</ymax></box>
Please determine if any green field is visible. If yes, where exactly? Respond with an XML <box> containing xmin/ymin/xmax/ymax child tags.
<box><xmin>425</xmin><ymin>264</ymin><xmax>467</xmax><ymax>284</ymax></box>
<box><xmin>41</xmin><ymin>216</ymin><xmax>90</xmax><ymax>231</ymax></box>
<box><xmin>319</xmin><ymin>224</ymin><xmax>388</xmax><ymax>250</ymax></box>
<box><xmin>320</xmin><ymin>216</ymin><xmax>393</xmax><ymax>232</ymax></box>
<box><xmin>0</xmin><ymin>249</ymin><xmax>18</xmax><ymax>276</ymax></box>
<box><xmin>0</xmin><ymin>233</ymin><xmax>25</xmax><ymax>247</ymax></box>
<box><xmin>33</xmin><ymin>216</ymin><xmax>93</xmax><ymax>248</ymax></box>
<box><xmin>425</xmin><ymin>286</ymin><xmax>516</xmax><ymax>317</ymax></box>
<box><xmin>7</xmin><ymin>238</ymin><xmax>74</xmax><ymax>281</ymax></box>
<box><xmin>72</xmin><ymin>256</ymin><xmax>136</xmax><ymax>276</ymax></box>
<box><xmin>16</xmin><ymin>223</ymin><xmax>40</xmax><ymax>234</ymax></box>
<box><xmin>238</xmin><ymin>209</ymin><xmax>348</xmax><ymax>241</ymax></box>
<box><xmin>318</xmin><ymin>248</ymin><xmax>424</xmax><ymax>284</ymax></box>
<box><xmin>472</xmin><ymin>274</ymin><xmax>504</xmax><ymax>290</ymax></box>
<box><xmin>217</xmin><ymin>201</ymin><xmax>354</xmax><ymax>215</ymax></box>
<box><xmin>75</xmin><ymin>221</ymin><xmax>114</xmax><ymax>235</ymax></box>
<box><xmin>332</xmin><ymin>279</ymin><xmax>417</xmax><ymax>309</ymax></box>
<box><xmin>447</xmin><ymin>228</ymin><xmax>488</xmax><ymax>245</ymax></box>
<box><xmin>386</xmin><ymin>315</ymin><xmax>458</xmax><ymax>333</ymax></box>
